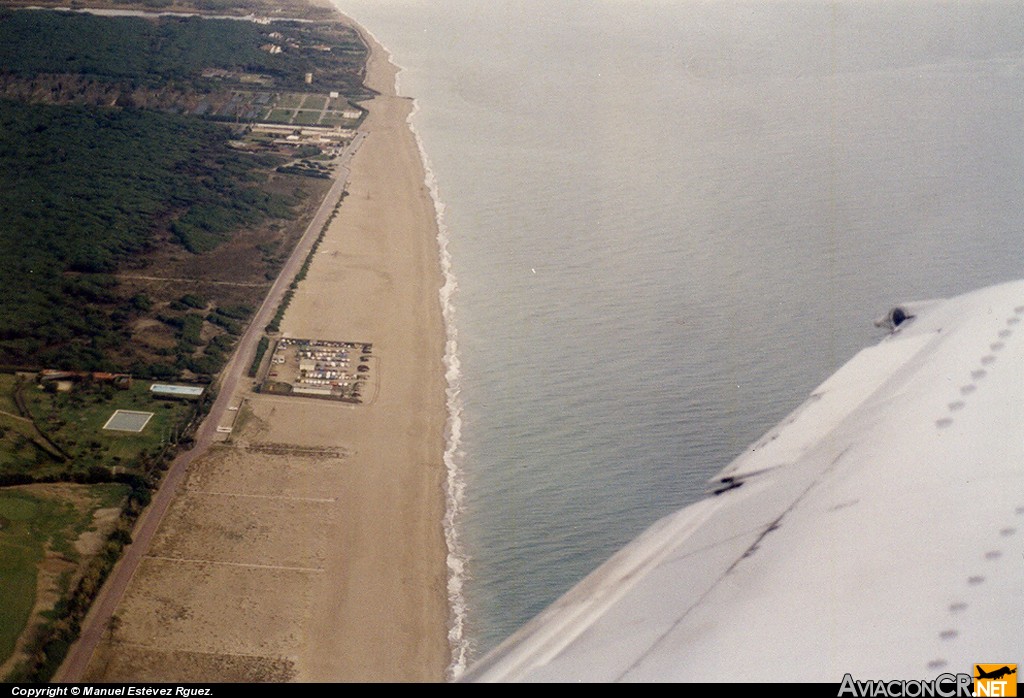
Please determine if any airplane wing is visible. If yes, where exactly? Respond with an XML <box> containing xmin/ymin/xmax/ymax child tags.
<box><xmin>462</xmin><ymin>280</ymin><xmax>1024</xmax><ymax>682</ymax></box>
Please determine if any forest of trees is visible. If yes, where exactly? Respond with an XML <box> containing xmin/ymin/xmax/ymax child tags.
<box><xmin>0</xmin><ymin>9</ymin><xmax>370</xmax><ymax>373</ymax></box>
<box><xmin>0</xmin><ymin>9</ymin><xmax>370</xmax><ymax>94</ymax></box>
<box><xmin>0</xmin><ymin>100</ymin><xmax>296</xmax><ymax>369</ymax></box>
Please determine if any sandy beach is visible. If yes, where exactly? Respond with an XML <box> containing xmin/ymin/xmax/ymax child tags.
<box><xmin>80</xmin><ymin>18</ymin><xmax>451</xmax><ymax>683</ymax></box>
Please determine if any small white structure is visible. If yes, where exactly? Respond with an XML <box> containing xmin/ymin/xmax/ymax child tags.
<box><xmin>103</xmin><ymin>410</ymin><xmax>154</xmax><ymax>433</ymax></box>
<box><xmin>150</xmin><ymin>384</ymin><xmax>205</xmax><ymax>400</ymax></box>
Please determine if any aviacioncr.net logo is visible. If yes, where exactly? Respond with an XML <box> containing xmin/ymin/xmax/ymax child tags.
<box><xmin>838</xmin><ymin>673</ymin><xmax>973</xmax><ymax>697</ymax></box>
<box><xmin>838</xmin><ymin>666</ymin><xmax>1019</xmax><ymax>698</ymax></box>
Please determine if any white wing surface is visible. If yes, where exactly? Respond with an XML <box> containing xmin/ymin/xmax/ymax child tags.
<box><xmin>464</xmin><ymin>280</ymin><xmax>1024</xmax><ymax>682</ymax></box>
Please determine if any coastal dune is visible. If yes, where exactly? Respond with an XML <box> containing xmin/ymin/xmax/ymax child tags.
<box><xmin>80</xmin><ymin>16</ymin><xmax>451</xmax><ymax>683</ymax></box>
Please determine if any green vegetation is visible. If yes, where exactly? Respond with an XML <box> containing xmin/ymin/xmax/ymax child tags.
<box><xmin>276</xmin><ymin>94</ymin><xmax>305</xmax><ymax>109</ymax></box>
<box><xmin>19</xmin><ymin>380</ymin><xmax>194</xmax><ymax>475</ymax></box>
<box><xmin>178</xmin><ymin>294</ymin><xmax>207</xmax><ymax>310</ymax></box>
<box><xmin>0</xmin><ymin>368</ymin><xmax>213</xmax><ymax>679</ymax></box>
<box><xmin>294</xmin><ymin>110</ymin><xmax>322</xmax><ymax>125</ymax></box>
<box><xmin>216</xmin><ymin>304</ymin><xmax>254</xmax><ymax>321</ymax></box>
<box><xmin>0</xmin><ymin>484</ymin><xmax>128</xmax><ymax>667</ymax></box>
<box><xmin>248</xmin><ymin>336</ymin><xmax>270</xmax><ymax>378</ymax></box>
<box><xmin>0</xmin><ymin>493</ymin><xmax>48</xmax><ymax>662</ymax></box>
<box><xmin>0</xmin><ymin>11</ymin><xmax>268</xmax><ymax>83</ymax></box>
<box><xmin>172</xmin><ymin>185</ymin><xmax>297</xmax><ymax>254</ymax></box>
<box><xmin>4</xmin><ymin>483</ymin><xmax>140</xmax><ymax>683</ymax></box>
<box><xmin>0</xmin><ymin>375</ymin><xmax>68</xmax><ymax>471</ymax></box>
<box><xmin>0</xmin><ymin>9</ymin><xmax>370</xmax><ymax>374</ymax></box>
<box><xmin>0</xmin><ymin>375</ymin><xmax>19</xmax><ymax>415</ymax></box>
<box><xmin>5</xmin><ymin>0</ymin><xmax>340</xmax><ymax>22</ymax></box>
<box><xmin>0</xmin><ymin>374</ymin><xmax>198</xmax><ymax>485</ymax></box>
<box><xmin>267</xmin><ymin>108</ymin><xmax>295</xmax><ymax>122</ymax></box>
<box><xmin>0</xmin><ymin>412</ymin><xmax>63</xmax><ymax>472</ymax></box>
<box><xmin>265</xmin><ymin>290</ymin><xmax>293</xmax><ymax>334</ymax></box>
<box><xmin>0</xmin><ymin>99</ymin><xmax>296</xmax><ymax>369</ymax></box>
<box><xmin>302</xmin><ymin>96</ymin><xmax>327</xmax><ymax>111</ymax></box>
<box><xmin>0</xmin><ymin>10</ymin><xmax>367</xmax><ymax>94</ymax></box>
<box><xmin>151</xmin><ymin>295</ymin><xmax>254</xmax><ymax>379</ymax></box>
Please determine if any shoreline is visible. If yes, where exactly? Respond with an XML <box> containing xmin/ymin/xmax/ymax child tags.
<box><xmin>341</xmin><ymin>13</ymin><xmax>472</xmax><ymax>675</ymax></box>
<box><xmin>74</xmin><ymin>5</ymin><xmax>454</xmax><ymax>682</ymax></box>
<box><xmin>277</xmin><ymin>14</ymin><xmax>456</xmax><ymax>678</ymax></box>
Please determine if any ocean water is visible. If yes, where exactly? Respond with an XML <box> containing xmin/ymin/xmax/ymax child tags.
<box><xmin>333</xmin><ymin>0</ymin><xmax>1024</xmax><ymax>673</ymax></box>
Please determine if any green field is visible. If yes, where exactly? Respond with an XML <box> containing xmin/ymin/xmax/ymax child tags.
<box><xmin>276</xmin><ymin>94</ymin><xmax>305</xmax><ymax>109</ymax></box>
<box><xmin>301</xmin><ymin>95</ymin><xmax>327</xmax><ymax>111</ymax></box>
<box><xmin>0</xmin><ymin>375</ymin><xmax>197</xmax><ymax>481</ymax></box>
<box><xmin>0</xmin><ymin>484</ymin><xmax>128</xmax><ymax>666</ymax></box>
<box><xmin>19</xmin><ymin>380</ymin><xmax>196</xmax><ymax>470</ymax></box>
<box><xmin>294</xmin><ymin>110</ymin><xmax>322</xmax><ymax>125</ymax></box>
<box><xmin>267</xmin><ymin>108</ymin><xmax>295</xmax><ymax>122</ymax></box>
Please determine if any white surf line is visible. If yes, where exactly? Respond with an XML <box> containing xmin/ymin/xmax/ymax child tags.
<box><xmin>185</xmin><ymin>490</ymin><xmax>337</xmax><ymax>503</ymax></box>
<box><xmin>146</xmin><ymin>555</ymin><xmax>324</xmax><ymax>573</ymax></box>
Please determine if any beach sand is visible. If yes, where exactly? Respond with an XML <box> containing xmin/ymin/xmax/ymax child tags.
<box><xmin>81</xmin><ymin>19</ymin><xmax>451</xmax><ymax>683</ymax></box>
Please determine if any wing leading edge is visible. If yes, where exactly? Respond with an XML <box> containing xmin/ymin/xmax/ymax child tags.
<box><xmin>464</xmin><ymin>280</ymin><xmax>1024</xmax><ymax>682</ymax></box>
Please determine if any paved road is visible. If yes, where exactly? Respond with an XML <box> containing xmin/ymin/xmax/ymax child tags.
<box><xmin>55</xmin><ymin>131</ymin><xmax>366</xmax><ymax>683</ymax></box>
